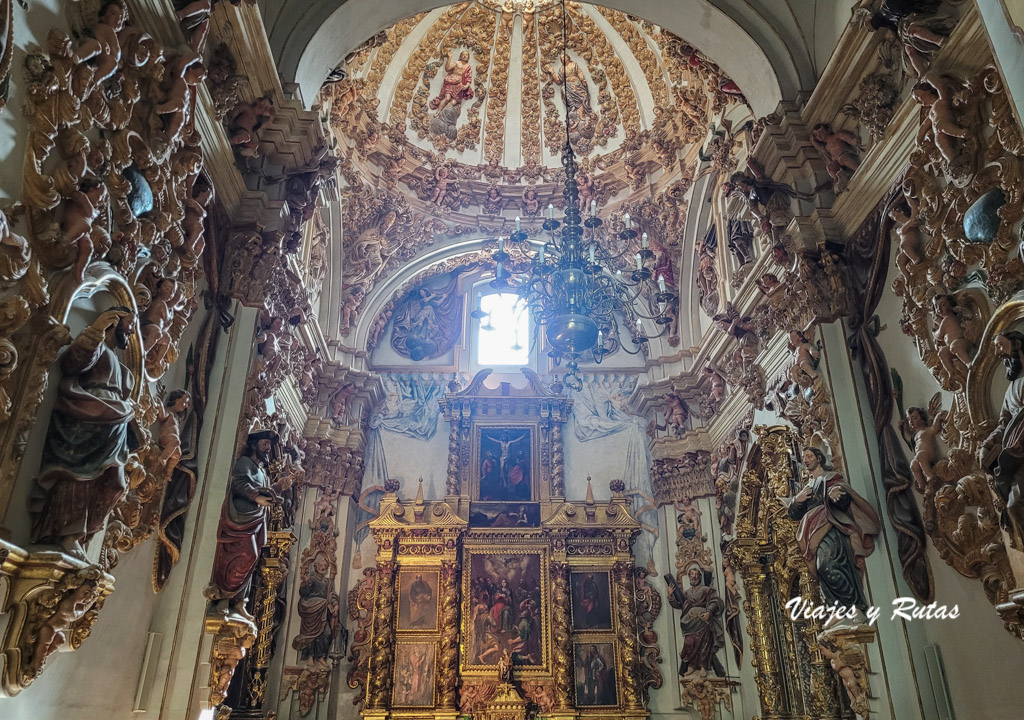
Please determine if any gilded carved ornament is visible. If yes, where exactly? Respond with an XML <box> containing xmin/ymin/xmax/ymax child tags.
<box><xmin>731</xmin><ymin>427</ymin><xmax>864</xmax><ymax>718</ymax></box>
<box><xmin>0</xmin><ymin>552</ymin><xmax>113</xmax><ymax>696</ymax></box>
<box><xmin>879</xmin><ymin>65</ymin><xmax>1024</xmax><ymax>637</ymax></box>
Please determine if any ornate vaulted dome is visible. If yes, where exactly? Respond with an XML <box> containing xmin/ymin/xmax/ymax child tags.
<box><xmin>321</xmin><ymin>1</ymin><xmax>748</xmax><ymax>333</ymax></box>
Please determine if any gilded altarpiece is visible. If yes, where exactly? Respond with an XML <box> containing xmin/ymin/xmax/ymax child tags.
<box><xmin>353</xmin><ymin>370</ymin><xmax>650</xmax><ymax>719</ymax></box>
<box><xmin>731</xmin><ymin>426</ymin><xmax>861</xmax><ymax>719</ymax></box>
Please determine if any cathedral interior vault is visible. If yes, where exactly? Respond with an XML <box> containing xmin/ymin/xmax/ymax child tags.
<box><xmin>1</xmin><ymin>1</ymin><xmax>1024</xmax><ymax>719</ymax></box>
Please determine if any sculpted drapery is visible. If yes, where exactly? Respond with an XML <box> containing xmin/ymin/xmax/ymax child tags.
<box><xmin>29</xmin><ymin>308</ymin><xmax>138</xmax><ymax>560</ymax></box>
<box><xmin>787</xmin><ymin>448</ymin><xmax>881</xmax><ymax>611</ymax></box>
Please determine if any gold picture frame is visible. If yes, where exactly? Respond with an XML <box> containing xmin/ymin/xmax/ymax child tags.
<box><xmin>397</xmin><ymin>569</ymin><xmax>440</xmax><ymax>631</ymax></box>
<box><xmin>471</xmin><ymin>423</ymin><xmax>540</xmax><ymax>502</ymax></box>
<box><xmin>573</xmin><ymin>641</ymin><xmax>619</xmax><ymax>707</ymax></box>
<box><xmin>460</xmin><ymin>544</ymin><xmax>550</xmax><ymax>675</ymax></box>
<box><xmin>570</xmin><ymin>570</ymin><xmax>613</xmax><ymax>631</ymax></box>
<box><xmin>392</xmin><ymin>641</ymin><xmax>437</xmax><ymax>707</ymax></box>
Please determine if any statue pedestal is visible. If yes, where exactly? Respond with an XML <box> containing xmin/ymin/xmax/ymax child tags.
<box><xmin>203</xmin><ymin>612</ymin><xmax>257</xmax><ymax>709</ymax></box>
<box><xmin>817</xmin><ymin>624</ymin><xmax>876</xmax><ymax>720</ymax></box>
<box><xmin>477</xmin><ymin>682</ymin><xmax>529</xmax><ymax>720</ymax></box>
<box><xmin>0</xmin><ymin>543</ymin><xmax>113</xmax><ymax>697</ymax></box>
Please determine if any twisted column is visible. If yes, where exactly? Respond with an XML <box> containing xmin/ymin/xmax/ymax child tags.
<box><xmin>445</xmin><ymin>419</ymin><xmax>460</xmax><ymax>495</ymax></box>
<box><xmin>551</xmin><ymin>423</ymin><xmax>565</xmax><ymax>497</ymax></box>
<box><xmin>612</xmin><ymin>562</ymin><xmax>643</xmax><ymax>709</ymax></box>
<box><xmin>550</xmin><ymin>562</ymin><xmax>572</xmax><ymax>709</ymax></box>
<box><xmin>366</xmin><ymin>561</ymin><xmax>397</xmax><ymax>708</ymax></box>
<box><xmin>438</xmin><ymin>561</ymin><xmax>461</xmax><ymax>708</ymax></box>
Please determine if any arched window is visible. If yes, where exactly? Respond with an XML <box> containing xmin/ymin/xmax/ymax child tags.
<box><xmin>471</xmin><ymin>285</ymin><xmax>532</xmax><ymax>370</ymax></box>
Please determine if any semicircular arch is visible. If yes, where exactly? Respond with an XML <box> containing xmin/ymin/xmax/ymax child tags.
<box><xmin>270</xmin><ymin>0</ymin><xmax>811</xmax><ymax>117</ymax></box>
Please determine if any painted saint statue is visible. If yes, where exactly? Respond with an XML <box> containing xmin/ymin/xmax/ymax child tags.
<box><xmin>205</xmin><ymin>429</ymin><xmax>281</xmax><ymax>618</ymax></box>
<box><xmin>665</xmin><ymin>565</ymin><xmax>726</xmax><ymax>678</ymax></box>
<box><xmin>292</xmin><ymin>551</ymin><xmax>339</xmax><ymax>664</ymax></box>
<box><xmin>430</xmin><ymin>50</ymin><xmax>473</xmax><ymax>115</ymax></box>
<box><xmin>29</xmin><ymin>307</ymin><xmax>138</xmax><ymax>561</ymax></box>
<box><xmin>787</xmin><ymin>447</ymin><xmax>881</xmax><ymax>613</ymax></box>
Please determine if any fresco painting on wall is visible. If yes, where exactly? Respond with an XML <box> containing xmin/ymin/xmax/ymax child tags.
<box><xmin>570</xmin><ymin>571</ymin><xmax>613</xmax><ymax>630</ymax></box>
<box><xmin>478</xmin><ymin>427</ymin><xmax>533</xmax><ymax>501</ymax></box>
<box><xmin>465</xmin><ymin>551</ymin><xmax>544</xmax><ymax>667</ymax></box>
<box><xmin>574</xmin><ymin>642</ymin><xmax>618</xmax><ymax>706</ymax></box>
<box><xmin>468</xmin><ymin>502</ymin><xmax>541</xmax><ymax>527</ymax></box>
<box><xmin>397</xmin><ymin>570</ymin><xmax>439</xmax><ymax>630</ymax></box>
<box><xmin>392</xmin><ymin>642</ymin><xmax>436</xmax><ymax>706</ymax></box>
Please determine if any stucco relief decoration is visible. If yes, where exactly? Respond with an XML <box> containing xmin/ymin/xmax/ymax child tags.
<box><xmin>389</xmin><ymin>269</ymin><xmax>466</xmax><ymax>361</ymax></box>
<box><xmin>0</xmin><ymin>0</ymin><xmax>220</xmax><ymax>690</ymax></box>
<box><xmin>880</xmin><ymin>64</ymin><xmax>1024</xmax><ymax>637</ymax></box>
<box><xmin>320</xmin><ymin>2</ymin><xmax>743</xmax><ymax>323</ymax></box>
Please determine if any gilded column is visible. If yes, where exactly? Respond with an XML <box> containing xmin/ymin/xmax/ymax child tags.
<box><xmin>445</xmin><ymin>419</ymin><xmax>460</xmax><ymax>495</ymax></box>
<box><xmin>366</xmin><ymin>560</ymin><xmax>397</xmax><ymax>709</ymax></box>
<box><xmin>243</xmin><ymin>518</ymin><xmax>295</xmax><ymax>709</ymax></box>
<box><xmin>551</xmin><ymin>423</ymin><xmax>565</xmax><ymax>497</ymax></box>
<box><xmin>797</xmin><ymin>571</ymin><xmax>843</xmax><ymax>718</ymax></box>
<box><xmin>550</xmin><ymin>562</ymin><xmax>572</xmax><ymax>709</ymax></box>
<box><xmin>612</xmin><ymin>561</ymin><xmax>643</xmax><ymax>710</ymax></box>
<box><xmin>438</xmin><ymin>561</ymin><xmax>461</xmax><ymax>708</ymax></box>
<box><xmin>734</xmin><ymin>553</ymin><xmax>784</xmax><ymax>718</ymax></box>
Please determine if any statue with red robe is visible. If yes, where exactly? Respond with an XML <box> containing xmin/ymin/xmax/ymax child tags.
<box><xmin>787</xmin><ymin>446</ymin><xmax>881</xmax><ymax>613</ymax></box>
<box><xmin>430</xmin><ymin>50</ymin><xmax>473</xmax><ymax>115</ymax></box>
<box><xmin>206</xmin><ymin>429</ymin><xmax>280</xmax><ymax>618</ymax></box>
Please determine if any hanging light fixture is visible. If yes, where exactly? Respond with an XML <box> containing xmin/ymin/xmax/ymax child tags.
<box><xmin>491</xmin><ymin>0</ymin><xmax>677</xmax><ymax>390</ymax></box>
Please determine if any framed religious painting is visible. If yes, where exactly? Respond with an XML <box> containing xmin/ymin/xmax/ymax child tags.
<box><xmin>468</xmin><ymin>501</ymin><xmax>541</xmax><ymax>527</ymax></box>
<box><xmin>574</xmin><ymin>642</ymin><xmax>618</xmax><ymax>707</ymax></box>
<box><xmin>570</xmin><ymin>571</ymin><xmax>613</xmax><ymax>631</ymax></box>
<box><xmin>392</xmin><ymin>642</ymin><xmax>437</xmax><ymax>707</ymax></box>
<box><xmin>472</xmin><ymin>424</ymin><xmax>538</xmax><ymax>501</ymax></box>
<box><xmin>461</xmin><ymin>546</ymin><xmax>550</xmax><ymax>673</ymax></box>
<box><xmin>397</xmin><ymin>569</ymin><xmax>439</xmax><ymax>631</ymax></box>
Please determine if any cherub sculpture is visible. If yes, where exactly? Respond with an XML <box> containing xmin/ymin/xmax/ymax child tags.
<box><xmin>912</xmin><ymin>73</ymin><xmax>968</xmax><ymax>168</ymax></box>
<box><xmin>430</xmin><ymin>166</ymin><xmax>454</xmax><ymax>207</ymax></box>
<box><xmin>899</xmin><ymin>393</ymin><xmax>947</xmax><ymax>492</ymax></box>
<box><xmin>787</xmin><ymin>329</ymin><xmax>820</xmax><ymax>381</ymax></box>
<box><xmin>819</xmin><ymin>640</ymin><xmax>869</xmax><ymax>716</ymax></box>
<box><xmin>482</xmin><ymin>185</ymin><xmax>503</xmax><ymax>215</ymax></box>
<box><xmin>226</xmin><ymin>96</ymin><xmax>274</xmax><ymax>157</ymax></box>
<box><xmin>29</xmin><ymin>568</ymin><xmax>104</xmax><ymax>676</ymax></box>
<box><xmin>73</xmin><ymin>0</ymin><xmax>127</xmax><ymax>95</ymax></box>
<box><xmin>521</xmin><ymin>185</ymin><xmax>541</xmax><ymax>216</ymax></box>
<box><xmin>704</xmin><ymin>366</ymin><xmax>727</xmax><ymax>407</ymax></box>
<box><xmin>141</xmin><ymin>277</ymin><xmax>184</xmax><ymax>368</ymax></box>
<box><xmin>330</xmin><ymin>382</ymin><xmax>356</xmax><ymax>426</ymax></box>
<box><xmin>662</xmin><ymin>393</ymin><xmax>689</xmax><ymax>435</ymax></box>
<box><xmin>811</xmin><ymin>123</ymin><xmax>861</xmax><ymax>188</ymax></box>
<box><xmin>340</xmin><ymin>286</ymin><xmax>364</xmax><ymax>336</ymax></box>
<box><xmin>889</xmin><ymin>197</ymin><xmax>924</xmax><ymax>277</ymax></box>
<box><xmin>63</xmin><ymin>179</ymin><xmax>107</xmax><ymax>282</ymax></box>
<box><xmin>931</xmin><ymin>293</ymin><xmax>973</xmax><ymax>381</ymax></box>
<box><xmin>157</xmin><ymin>51</ymin><xmax>206</xmax><ymax>145</ymax></box>
<box><xmin>155</xmin><ymin>390</ymin><xmax>192</xmax><ymax>481</ymax></box>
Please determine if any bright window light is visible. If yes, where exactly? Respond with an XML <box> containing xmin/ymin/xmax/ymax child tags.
<box><xmin>477</xmin><ymin>292</ymin><xmax>530</xmax><ymax>366</ymax></box>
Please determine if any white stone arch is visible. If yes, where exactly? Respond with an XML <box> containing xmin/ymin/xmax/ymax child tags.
<box><xmin>268</xmin><ymin>0</ymin><xmax>816</xmax><ymax>117</ymax></box>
